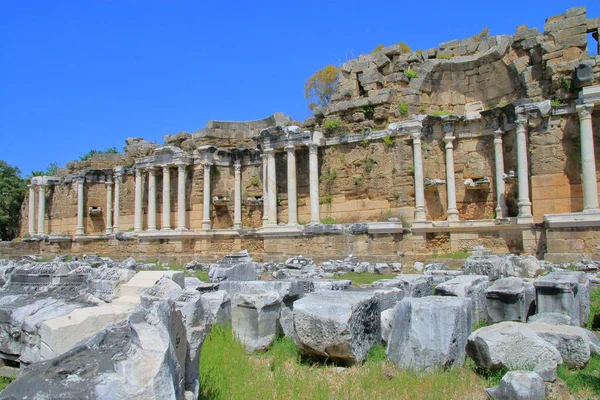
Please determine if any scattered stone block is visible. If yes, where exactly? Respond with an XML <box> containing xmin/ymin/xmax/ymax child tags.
<box><xmin>464</xmin><ymin>249</ymin><xmax>503</xmax><ymax>280</ymax></box>
<box><xmin>527</xmin><ymin>323</ymin><xmax>591</xmax><ymax>368</ymax></box>
<box><xmin>232</xmin><ymin>292</ymin><xmax>281</xmax><ymax>352</ymax></box>
<box><xmin>528</xmin><ymin>312</ymin><xmax>571</xmax><ymax>325</ymax></box>
<box><xmin>485</xmin><ymin>371</ymin><xmax>545</xmax><ymax>400</ymax></box>
<box><xmin>533</xmin><ymin>271</ymin><xmax>590</xmax><ymax>326</ymax></box>
<box><xmin>386</xmin><ymin>296</ymin><xmax>472</xmax><ymax>370</ymax></box>
<box><xmin>435</xmin><ymin>275</ymin><xmax>490</xmax><ymax>325</ymax></box>
<box><xmin>208</xmin><ymin>250</ymin><xmax>258</xmax><ymax>283</ymax></box>
<box><xmin>486</xmin><ymin>278</ymin><xmax>536</xmax><ymax>323</ymax></box>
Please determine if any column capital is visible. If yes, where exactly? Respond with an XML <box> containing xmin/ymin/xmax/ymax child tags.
<box><xmin>135</xmin><ymin>168</ymin><xmax>143</xmax><ymax>177</ymax></box>
<box><xmin>576</xmin><ymin>103</ymin><xmax>594</xmax><ymax>120</ymax></box>
<box><xmin>443</xmin><ymin>135</ymin><xmax>455</xmax><ymax>145</ymax></box>
<box><xmin>260</xmin><ymin>152</ymin><xmax>268</xmax><ymax>160</ymax></box>
<box><xmin>410</xmin><ymin>130</ymin><xmax>422</xmax><ymax>142</ymax></box>
<box><xmin>27</xmin><ymin>183</ymin><xmax>34</xmax><ymax>189</ymax></box>
<box><xmin>493</xmin><ymin>129</ymin><xmax>504</xmax><ymax>140</ymax></box>
<box><xmin>105</xmin><ymin>179</ymin><xmax>113</xmax><ymax>187</ymax></box>
<box><xmin>200</xmin><ymin>160</ymin><xmax>213</xmax><ymax>168</ymax></box>
<box><xmin>76</xmin><ymin>175</ymin><xmax>85</xmax><ymax>184</ymax></box>
<box><xmin>308</xmin><ymin>143</ymin><xmax>319</xmax><ymax>154</ymax></box>
<box><xmin>175</xmin><ymin>162</ymin><xmax>188</xmax><ymax>170</ymax></box>
<box><xmin>38</xmin><ymin>183</ymin><xmax>47</xmax><ymax>189</ymax></box>
<box><xmin>234</xmin><ymin>162</ymin><xmax>242</xmax><ymax>173</ymax></box>
<box><xmin>263</xmin><ymin>147</ymin><xmax>276</xmax><ymax>155</ymax></box>
<box><xmin>284</xmin><ymin>144</ymin><xmax>296</xmax><ymax>152</ymax></box>
<box><xmin>515</xmin><ymin>116</ymin><xmax>528</xmax><ymax>129</ymax></box>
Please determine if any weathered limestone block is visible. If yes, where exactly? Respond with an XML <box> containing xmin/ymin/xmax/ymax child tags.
<box><xmin>208</xmin><ymin>250</ymin><xmax>259</xmax><ymax>283</ymax></box>
<box><xmin>232</xmin><ymin>292</ymin><xmax>281</xmax><ymax>352</ymax></box>
<box><xmin>485</xmin><ymin>371</ymin><xmax>545</xmax><ymax>400</ymax></box>
<box><xmin>381</xmin><ymin>308</ymin><xmax>394</xmax><ymax>343</ymax></box>
<box><xmin>502</xmin><ymin>255</ymin><xmax>546</xmax><ymax>279</ymax></box>
<box><xmin>386</xmin><ymin>297</ymin><xmax>472</xmax><ymax>370</ymax></box>
<box><xmin>464</xmin><ymin>250</ymin><xmax>503</xmax><ymax>280</ymax></box>
<box><xmin>527</xmin><ymin>323</ymin><xmax>590</xmax><ymax>368</ymax></box>
<box><xmin>424</xmin><ymin>269</ymin><xmax>464</xmax><ymax>285</ymax></box>
<box><xmin>533</xmin><ymin>271</ymin><xmax>590</xmax><ymax>326</ymax></box>
<box><xmin>293</xmin><ymin>291</ymin><xmax>380</xmax><ymax>364</ymax></box>
<box><xmin>219</xmin><ymin>280</ymin><xmax>303</xmax><ymax>337</ymax></box>
<box><xmin>200</xmin><ymin>290</ymin><xmax>232</xmax><ymax>326</ymax></box>
<box><xmin>312</xmin><ymin>279</ymin><xmax>352</xmax><ymax>292</ymax></box>
<box><xmin>395</xmin><ymin>274</ymin><xmax>434</xmax><ymax>298</ymax></box>
<box><xmin>435</xmin><ymin>275</ymin><xmax>490</xmax><ymax>325</ymax></box>
<box><xmin>486</xmin><ymin>278</ymin><xmax>536</xmax><ymax>323</ymax></box>
<box><xmin>466</xmin><ymin>322</ymin><xmax>563</xmax><ymax>382</ymax></box>
<box><xmin>119</xmin><ymin>270</ymin><xmax>185</xmax><ymax>298</ymax></box>
<box><xmin>528</xmin><ymin>312</ymin><xmax>571</xmax><ymax>325</ymax></box>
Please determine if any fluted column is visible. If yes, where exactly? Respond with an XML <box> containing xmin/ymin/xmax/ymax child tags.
<box><xmin>37</xmin><ymin>184</ymin><xmax>47</xmax><ymax>234</ymax></box>
<box><xmin>177</xmin><ymin>163</ymin><xmax>187</xmax><ymax>230</ymax></box>
<box><xmin>577</xmin><ymin>104</ymin><xmax>599</xmax><ymax>213</ymax></box>
<box><xmin>308</xmin><ymin>144</ymin><xmax>320</xmax><ymax>224</ymax></box>
<box><xmin>147</xmin><ymin>168</ymin><xmax>157</xmax><ymax>231</ymax></box>
<box><xmin>105</xmin><ymin>177</ymin><xmax>113</xmax><ymax>234</ymax></box>
<box><xmin>411</xmin><ymin>131</ymin><xmax>427</xmax><ymax>221</ymax></box>
<box><xmin>161</xmin><ymin>166</ymin><xmax>172</xmax><ymax>231</ymax></box>
<box><xmin>74</xmin><ymin>178</ymin><xmax>84</xmax><ymax>235</ymax></box>
<box><xmin>515</xmin><ymin>117</ymin><xmax>532</xmax><ymax>218</ymax></box>
<box><xmin>493</xmin><ymin>129</ymin><xmax>508</xmax><ymax>219</ymax></box>
<box><xmin>286</xmin><ymin>145</ymin><xmax>298</xmax><ymax>226</ymax></box>
<box><xmin>233</xmin><ymin>161</ymin><xmax>242</xmax><ymax>229</ymax></box>
<box><xmin>202</xmin><ymin>161</ymin><xmax>212</xmax><ymax>230</ymax></box>
<box><xmin>444</xmin><ymin>135</ymin><xmax>459</xmax><ymax>221</ymax></box>
<box><xmin>134</xmin><ymin>168</ymin><xmax>143</xmax><ymax>233</ymax></box>
<box><xmin>261</xmin><ymin>153</ymin><xmax>269</xmax><ymax>227</ymax></box>
<box><xmin>27</xmin><ymin>184</ymin><xmax>35</xmax><ymax>236</ymax></box>
<box><xmin>266</xmin><ymin>148</ymin><xmax>278</xmax><ymax>226</ymax></box>
<box><xmin>113</xmin><ymin>171</ymin><xmax>121</xmax><ymax>233</ymax></box>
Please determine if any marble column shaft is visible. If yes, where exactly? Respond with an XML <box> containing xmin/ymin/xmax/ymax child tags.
<box><xmin>134</xmin><ymin>169</ymin><xmax>143</xmax><ymax>233</ymax></box>
<box><xmin>412</xmin><ymin>131</ymin><xmax>426</xmax><ymax>221</ymax></box>
<box><xmin>515</xmin><ymin>117</ymin><xmax>532</xmax><ymax>218</ymax></box>
<box><xmin>266</xmin><ymin>149</ymin><xmax>278</xmax><ymax>225</ymax></box>
<box><xmin>75</xmin><ymin>179</ymin><xmax>84</xmax><ymax>235</ymax></box>
<box><xmin>28</xmin><ymin>184</ymin><xmax>35</xmax><ymax>235</ymax></box>
<box><xmin>286</xmin><ymin>145</ymin><xmax>298</xmax><ymax>225</ymax></box>
<box><xmin>261</xmin><ymin>153</ymin><xmax>269</xmax><ymax>226</ymax></box>
<box><xmin>233</xmin><ymin>162</ymin><xmax>242</xmax><ymax>229</ymax></box>
<box><xmin>147</xmin><ymin>168</ymin><xmax>157</xmax><ymax>231</ymax></box>
<box><xmin>493</xmin><ymin>130</ymin><xmax>508</xmax><ymax>219</ymax></box>
<box><xmin>577</xmin><ymin>104</ymin><xmax>599</xmax><ymax>212</ymax></box>
<box><xmin>177</xmin><ymin>164</ymin><xmax>187</xmax><ymax>230</ymax></box>
<box><xmin>38</xmin><ymin>184</ymin><xmax>47</xmax><ymax>235</ymax></box>
<box><xmin>309</xmin><ymin>144</ymin><xmax>320</xmax><ymax>224</ymax></box>
<box><xmin>113</xmin><ymin>174</ymin><xmax>121</xmax><ymax>233</ymax></box>
<box><xmin>202</xmin><ymin>162</ymin><xmax>212</xmax><ymax>230</ymax></box>
<box><xmin>444</xmin><ymin>135</ymin><xmax>458</xmax><ymax>221</ymax></box>
<box><xmin>105</xmin><ymin>179</ymin><xmax>113</xmax><ymax>234</ymax></box>
<box><xmin>162</xmin><ymin>166</ymin><xmax>171</xmax><ymax>231</ymax></box>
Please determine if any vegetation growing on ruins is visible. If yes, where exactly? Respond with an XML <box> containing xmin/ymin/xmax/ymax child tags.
<box><xmin>436</xmin><ymin>53</ymin><xmax>453</xmax><ymax>60</ymax></box>
<box><xmin>30</xmin><ymin>162</ymin><xmax>59</xmax><ymax>178</ymax></box>
<box><xmin>588</xmin><ymin>287</ymin><xmax>600</xmax><ymax>330</ymax></box>
<box><xmin>304</xmin><ymin>65</ymin><xmax>339</xmax><ymax>110</ymax></box>
<box><xmin>0</xmin><ymin>377</ymin><xmax>13</xmax><ymax>392</ymax></box>
<box><xmin>333</xmin><ymin>272</ymin><xmax>397</xmax><ymax>285</ymax></box>
<box><xmin>398</xmin><ymin>102</ymin><xmax>409</xmax><ymax>117</ymax></box>
<box><xmin>78</xmin><ymin>147</ymin><xmax>118</xmax><ymax>162</ymax></box>
<box><xmin>0</xmin><ymin>160</ymin><xmax>27</xmax><ymax>241</ymax></box>
<box><xmin>199</xmin><ymin>325</ymin><xmax>490</xmax><ymax>400</ymax></box>
<box><xmin>403</xmin><ymin>68</ymin><xmax>418</xmax><ymax>79</ymax></box>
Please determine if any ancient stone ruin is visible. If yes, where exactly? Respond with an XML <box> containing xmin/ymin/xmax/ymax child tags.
<box><xmin>0</xmin><ymin>6</ymin><xmax>600</xmax><ymax>400</ymax></box>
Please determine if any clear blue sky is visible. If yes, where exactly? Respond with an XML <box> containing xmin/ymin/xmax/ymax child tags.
<box><xmin>1</xmin><ymin>1</ymin><xmax>599</xmax><ymax>176</ymax></box>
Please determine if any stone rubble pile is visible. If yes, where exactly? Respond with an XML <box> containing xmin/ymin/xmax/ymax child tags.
<box><xmin>0</xmin><ymin>247</ymin><xmax>598</xmax><ymax>399</ymax></box>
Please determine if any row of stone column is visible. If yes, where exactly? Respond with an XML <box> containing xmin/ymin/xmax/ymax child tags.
<box><xmin>260</xmin><ymin>144</ymin><xmax>320</xmax><ymax>227</ymax></box>
<box><xmin>133</xmin><ymin>164</ymin><xmax>188</xmax><ymax>233</ymax></box>
<box><xmin>411</xmin><ymin>106</ymin><xmax>597</xmax><ymax>223</ymax></box>
<box><xmin>27</xmin><ymin>183</ymin><xmax>48</xmax><ymax>235</ymax></box>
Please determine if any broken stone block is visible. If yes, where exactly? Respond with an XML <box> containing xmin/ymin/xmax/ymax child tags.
<box><xmin>381</xmin><ymin>308</ymin><xmax>394</xmax><ymax>343</ymax></box>
<box><xmin>466</xmin><ymin>322</ymin><xmax>563</xmax><ymax>382</ymax></box>
<box><xmin>374</xmin><ymin>263</ymin><xmax>391</xmax><ymax>274</ymax></box>
<box><xmin>232</xmin><ymin>292</ymin><xmax>281</xmax><ymax>352</ymax></box>
<box><xmin>397</xmin><ymin>274</ymin><xmax>434</xmax><ymax>297</ymax></box>
<box><xmin>386</xmin><ymin>296</ymin><xmax>472</xmax><ymax>370</ymax></box>
<box><xmin>528</xmin><ymin>312</ymin><xmax>571</xmax><ymax>325</ymax></box>
<box><xmin>502</xmin><ymin>255</ymin><xmax>546</xmax><ymax>279</ymax></box>
<box><xmin>293</xmin><ymin>291</ymin><xmax>380</xmax><ymax>365</ymax></box>
<box><xmin>533</xmin><ymin>271</ymin><xmax>590</xmax><ymax>326</ymax></box>
<box><xmin>424</xmin><ymin>269</ymin><xmax>464</xmax><ymax>285</ymax></box>
<box><xmin>200</xmin><ymin>290</ymin><xmax>232</xmax><ymax>326</ymax></box>
<box><xmin>464</xmin><ymin>251</ymin><xmax>503</xmax><ymax>280</ymax></box>
<box><xmin>485</xmin><ymin>371</ymin><xmax>545</xmax><ymax>400</ymax></box>
<box><xmin>527</xmin><ymin>323</ymin><xmax>591</xmax><ymax>368</ymax></box>
<box><xmin>208</xmin><ymin>250</ymin><xmax>258</xmax><ymax>283</ymax></box>
<box><xmin>486</xmin><ymin>277</ymin><xmax>536</xmax><ymax>323</ymax></box>
<box><xmin>435</xmin><ymin>275</ymin><xmax>490</xmax><ymax>325</ymax></box>
<box><xmin>312</xmin><ymin>279</ymin><xmax>352</xmax><ymax>292</ymax></box>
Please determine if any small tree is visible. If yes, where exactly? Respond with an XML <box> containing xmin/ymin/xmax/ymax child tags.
<box><xmin>0</xmin><ymin>160</ymin><xmax>27</xmax><ymax>240</ymax></box>
<box><xmin>304</xmin><ymin>65</ymin><xmax>339</xmax><ymax>110</ymax></box>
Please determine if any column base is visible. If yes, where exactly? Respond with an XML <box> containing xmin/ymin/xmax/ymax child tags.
<box><xmin>447</xmin><ymin>210</ymin><xmax>459</xmax><ymax>222</ymax></box>
<box><xmin>201</xmin><ymin>221</ymin><xmax>211</xmax><ymax>230</ymax></box>
<box><xmin>105</xmin><ymin>228</ymin><xmax>113</xmax><ymax>234</ymax></box>
<box><xmin>414</xmin><ymin>207</ymin><xmax>427</xmax><ymax>222</ymax></box>
<box><xmin>146</xmin><ymin>228</ymin><xmax>158</xmax><ymax>232</ymax></box>
<box><xmin>495</xmin><ymin>206</ymin><xmax>508</xmax><ymax>220</ymax></box>
<box><xmin>582</xmin><ymin>208</ymin><xmax>600</xmax><ymax>214</ymax></box>
<box><xmin>176</xmin><ymin>226</ymin><xmax>188</xmax><ymax>231</ymax></box>
<box><xmin>233</xmin><ymin>223</ymin><xmax>242</xmax><ymax>230</ymax></box>
<box><xmin>75</xmin><ymin>228</ymin><xmax>84</xmax><ymax>235</ymax></box>
<box><xmin>308</xmin><ymin>220</ymin><xmax>321</xmax><ymax>226</ymax></box>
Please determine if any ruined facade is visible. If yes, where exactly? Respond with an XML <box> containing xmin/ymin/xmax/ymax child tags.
<box><xmin>4</xmin><ymin>7</ymin><xmax>600</xmax><ymax>264</ymax></box>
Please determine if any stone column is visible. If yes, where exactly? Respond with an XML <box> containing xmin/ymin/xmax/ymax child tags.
<box><xmin>147</xmin><ymin>168</ymin><xmax>157</xmax><ymax>231</ymax></box>
<box><xmin>261</xmin><ymin>153</ymin><xmax>269</xmax><ymax>227</ymax></box>
<box><xmin>286</xmin><ymin>144</ymin><xmax>298</xmax><ymax>226</ymax></box>
<box><xmin>308</xmin><ymin>143</ymin><xmax>320</xmax><ymax>224</ymax></box>
<box><xmin>266</xmin><ymin>148</ymin><xmax>278</xmax><ymax>226</ymax></box>
<box><xmin>202</xmin><ymin>161</ymin><xmax>212</xmax><ymax>230</ymax></box>
<box><xmin>515</xmin><ymin>117</ymin><xmax>532</xmax><ymax>218</ymax></box>
<box><xmin>443</xmin><ymin>134</ymin><xmax>459</xmax><ymax>222</ymax></box>
<box><xmin>134</xmin><ymin>168</ymin><xmax>143</xmax><ymax>233</ymax></box>
<box><xmin>577</xmin><ymin>104</ymin><xmax>599</xmax><ymax>212</ymax></box>
<box><xmin>113</xmin><ymin>172</ymin><xmax>121</xmax><ymax>233</ymax></box>
<box><xmin>37</xmin><ymin>184</ymin><xmax>47</xmax><ymax>235</ymax></box>
<box><xmin>105</xmin><ymin>177</ymin><xmax>113</xmax><ymax>234</ymax></box>
<box><xmin>233</xmin><ymin>161</ymin><xmax>242</xmax><ymax>229</ymax></box>
<box><xmin>411</xmin><ymin>131</ymin><xmax>427</xmax><ymax>221</ymax></box>
<box><xmin>493</xmin><ymin>129</ymin><xmax>508</xmax><ymax>219</ymax></box>
<box><xmin>161</xmin><ymin>166</ymin><xmax>171</xmax><ymax>231</ymax></box>
<box><xmin>75</xmin><ymin>177</ymin><xmax>84</xmax><ymax>235</ymax></box>
<box><xmin>177</xmin><ymin>163</ymin><xmax>187</xmax><ymax>230</ymax></box>
<box><xmin>27</xmin><ymin>184</ymin><xmax>35</xmax><ymax>236</ymax></box>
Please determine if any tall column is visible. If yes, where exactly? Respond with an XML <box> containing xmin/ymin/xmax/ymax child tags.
<box><xmin>37</xmin><ymin>184</ymin><xmax>47</xmax><ymax>234</ymax></box>
<box><xmin>113</xmin><ymin>172</ymin><xmax>121</xmax><ymax>233</ymax></box>
<box><xmin>577</xmin><ymin>104</ymin><xmax>599</xmax><ymax>213</ymax></box>
<box><xmin>308</xmin><ymin>144</ymin><xmax>320</xmax><ymax>224</ymax></box>
<box><xmin>147</xmin><ymin>168</ymin><xmax>157</xmax><ymax>231</ymax></box>
<box><xmin>202</xmin><ymin>161</ymin><xmax>212</xmax><ymax>230</ymax></box>
<box><xmin>444</xmin><ymin>135</ymin><xmax>459</xmax><ymax>222</ymax></box>
<box><xmin>411</xmin><ymin>131</ymin><xmax>427</xmax><ymax>221</ymax></box>
<box><xmin>493</xmin><ymin>129</ymin><xmax>508</xmax><ymax>219</ymax></box>
<box><xmin>27</xmin><ymin>184</ymin><xmax>35</xmax><ymax>236</ymax></box>
<box><xmin>161</xmin><ymin>166</ymin><xmax>172</xmax><ymax>231</ymax></box>
<box><xmin>286</xmin><ymin>145</ymin><xmax>298</xmax><ymax>225</ymax></box>
<box><xmin>105</xmin><ymin>178</ymin><xmax>113</xmax><ymax>234</ymax></box>
<box><xmin>233</xmin><ymin>161</ymin><xmax>242</xmax><ymax>229</ymax></box>
<box><xmin>515</xmin><ymin>117</ymin><xmax>532</xmax><ymax>218</ymax></box>
<box><xmin>266</xmin><ymin>148</ymin><xmax>278</xmax><ymax>226</ymax></box>
<box><xmin>261</xmin><ymin>153</ymin><xmax>269</xmax><ymax>227</ymax></box>
<box><xmin>134</xmin><ymin>168</ymin><xmax>143</xmax><ymax>233</ymax></box>
<box><xmin>177</xmin><ymin>163</ymin><xmax>187</xmax><ymax>230</ymax></box>
<box><xmin>75</xmin><ymin>178</ymin><xmax>84</xmax><ymax>235</ymax></box>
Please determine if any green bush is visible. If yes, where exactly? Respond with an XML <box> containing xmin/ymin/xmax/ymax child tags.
<box><xmin>431</xmin><ymin>110</ymin><xmax>452</xmax><ymax>117</ymax></box>
<box><xmin>436</xmin><ymin>53</ymin><xmax>453</xmax><ymax>60</ymax></box>
<box><xmin>250</xmin><ymin>175</ymin><xmax>259</xmax><ymax>187</ymax></box>
<box><xmin>383</xmin><ymin>136</ymin><xmax>394</xmax><ymax>148</ymax></box>
<box><xmin>79</xmin><ymin>147</ymin><xmax>118</xmax><ymax>162</ymax></box>
<box><xmin>320</xmin><ymin>217</ymin><xmax>336</xmax><ymax>224</ymax></box>
<box><xmin>588</xmin><ymin>287</ymin><xmax>600</xmax><ymax>330</ymax></box>
<box><xmin>398</xmin><ymin>102</ymin><xmax>409</xmax><ymax>116</ymax></box>
<box><xmin>403</xmin><ymin>69</ymin><xmax>418</xmax><ymax>79</ymax></box>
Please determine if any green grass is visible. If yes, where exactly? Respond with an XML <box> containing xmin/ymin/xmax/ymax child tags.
<box><xmin>430</xmin><ymin>250</ymin><xmax>470</xmax><ymax>260</ymax></box>
<box><xmin>0</xmin><ymin>377</ymin><xmax>13</xmax><ymax>392</ymax></box>
<box><xmin>332</xmin><ymin>272</ymin><xmax>398</xmax><ymax>285</ymax></box>
<box><xmin>199</xmin><ymin>325</ymin><xmax>489</xmax><ymax>400</ymax></box>
<box><xmin>558</xmin><ymin>354</ymin><xmax>600</xmax><ymax>398</ymax></box>
<box><xmin>588</xmin><ymin>287</ymin><xmax>600</xmax><ymax>330</ymax></box>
